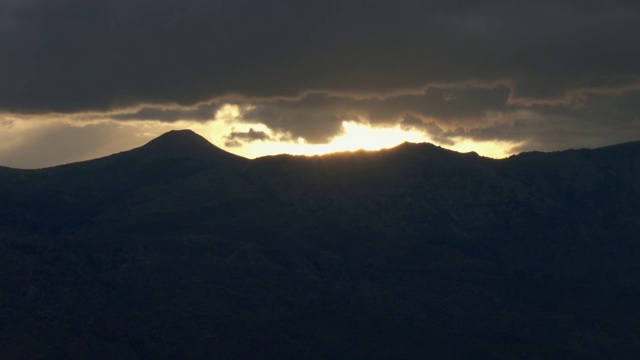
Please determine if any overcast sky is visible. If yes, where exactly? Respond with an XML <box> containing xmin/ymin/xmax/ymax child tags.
<box><xmin>1</xmin><ymin>0</ymin><xmax>639</xmax><ymax>168</ymax></box>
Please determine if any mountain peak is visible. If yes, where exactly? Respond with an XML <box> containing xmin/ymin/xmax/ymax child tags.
<box><xmin>387</xmin><ymin>141</ymin><xmax>456</xmax><ymax>158</ymax></box>
<box><xmin>145</xmin><ymin>129</ymin><xmax>208</xmax><ymax>147</ymax></box>
<box><xmin>137</xmin><ymin>129</ymin><xmax>243</xmax><ymax>161</ymax></box>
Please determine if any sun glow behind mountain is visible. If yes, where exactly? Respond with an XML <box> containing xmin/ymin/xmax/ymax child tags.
<box><xmin>0</xmin><ymin>112</ymin><xmax>518</xmax><ymax>169</ymax></box>
<box><xmin>206</xmin><ymin>120</ymin><xmax>516</xmax><ymax>159</ymax></box>
<box><xmin>0</xmin><ymin>103</ymin><xmax>516</xmax><ymax>169</ymax></box>
<box><xmin>226</xmin><ymin>121</ymin><xmax>430</xmax><ymax>158</ymax></box>
<box><xmin>194</xmin><ymin>104</ymin><xmax>518</xmax><ymax>159</ymax></box>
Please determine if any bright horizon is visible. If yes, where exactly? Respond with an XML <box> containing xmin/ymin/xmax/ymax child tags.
<box><xmin>0</xmin><ymin>121</ymin><xmax>516</xmax><ymax>169</ymax></box>
<box><xmin>205</xmin><ymin>120</ymin><xmax>518</xmax><ymax>160</ymax></box>
<box><xmin>0</xmin><ymin>105</ymin><xmax>521</xmax><ymax>169</ymax></box>
<box><xmin>1</xmin><ymin>1</ymin><xmax>639</xmax><ymax>168</ymax></box>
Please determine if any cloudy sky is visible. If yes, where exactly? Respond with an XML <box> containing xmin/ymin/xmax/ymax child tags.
<box><xmin>1</xmin><ymin>0</ymin><xmax>639</xmax><ymax>168</ymax></box>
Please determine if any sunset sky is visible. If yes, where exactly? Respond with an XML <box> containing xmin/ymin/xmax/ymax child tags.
<box><xmin>1</xmin><ymin>0</ymin><xmax>639</xmax><ymax>168</ymax></box>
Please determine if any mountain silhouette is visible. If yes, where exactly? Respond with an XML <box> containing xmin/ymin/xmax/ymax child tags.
<box><xmin>1</xmin><ymin>131</ymin><xmax>640</xmax><ymax>359</ymax></box>
<box><xmin>133</xmin><ymin>129</ymin><xmax>245</xmax><ymax>161</ymax></box>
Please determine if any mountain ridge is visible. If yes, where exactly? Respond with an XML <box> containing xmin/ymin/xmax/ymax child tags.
<box><xmin>2</xmin><ymin>129</ymin><xmax>639</xmax><ymax>170</ymax></box>
<box><xmin>1</xmin><ymin>130</ymin><xmax>640</xmax><ymax>358</ymax></box>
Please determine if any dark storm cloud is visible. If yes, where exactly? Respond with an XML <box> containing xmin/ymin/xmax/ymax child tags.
<box><xmin>110</xmin><ymin>102</ymin><xmax>222</xmax><ymax>122</ymax></box>
<box><xmin>356</xmin><ymin>85</ymin><xmax>512</xmax><ymax>124</ymax></box>
<box><xmin>399</xmin><ymin>87</ymin><xmax>640</xmax><ymax>152</ymax></box>
<box><xmin>227</xmin><ymin>77</ymin><xmax>640</xmax><ymax>148</ymax></box>
<box><xmin>401</xmin><ymin>115</ymin><xmax>455</xmax><ymax>146</ymax></box>
<box><xmin>0</xmin><ymin>0</ymin><xmax>347</xmax><ymax>112</ymax></box>
<box><xmin>224</xmin><ymin>128</ymin><xmax>271</xmax><ymax>147</ymax></box>
<box><xmin>1</xmin><ymin>0</ymin><xmax>640</xmax><ymax>153</ymax></box>
<box><xmin>242</xmin><ymin>98</ymin><xmax>347</xmax><ymax>144</ymax></box>
<box><xmin>233</xmin><ymin>84</ymin><xmax>512</xmax><ymax>143</ymax></box>
<box><xmin>2</xmin><ymin>0</ymin><xmax>639</xmax><ymax>113</ymax></box>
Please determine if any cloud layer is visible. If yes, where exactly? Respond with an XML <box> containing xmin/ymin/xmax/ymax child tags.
<box><xmin>1</xmin><ymin>0</ymin><xmax>640</xmax><ymax>163</ymax></box>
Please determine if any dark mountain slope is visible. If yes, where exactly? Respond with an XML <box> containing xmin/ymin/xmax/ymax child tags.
<box><xmin>1</xmin><ymin>134</ymin><xmax>640</xmax><ymax>359</ymax></box>
<box><xmin>141</xmin><ymin>129</ymin><xmax>249</xmax><ymax>161</ymax></box>
<box><xmin>0</xmin><ymin>130</ymin><xmax>247</xmax><ymax>235</ymax></box>
<box><xmin>497</xmin><ymin>144</ymin><xmax>640</xmax><ymax>280</ymax></box>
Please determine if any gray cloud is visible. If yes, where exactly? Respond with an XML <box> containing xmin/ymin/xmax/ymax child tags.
<box><xmin>230</xmin><ymin>82</ymin><xmax>640</xmax><ymax>150</ymax></box>
<box><xmin>241</xmin><ymin>99</ymin><xmax>346</xmax><ymax>144</ymax></box>
<box><xmin>401</xmin><ymin>115</ymin><xmax>455</xmax><ymax>146</ymax></box>
<box><xmin>224</xmin><ymin>128</ymin><xmax>271</xmax><ymax>147</ymax></box>
<box><xmin>110</xmin><ymin>102</ymin><xmax>222</xmax><ymax>122</ymax></box>
<box><xmin>0</xmin><ymin>0</ymin><xmax>639</xmax><ymax>155</ymax></box>
<box><xmin>1</xmin><ymin>0</ymin><xmax>639</xmax><ymax>113</ymax></box>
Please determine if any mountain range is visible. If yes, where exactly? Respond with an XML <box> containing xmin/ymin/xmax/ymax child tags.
<box><xmin>1</xmin><ymin>130</ymin><xmax>639</xmax><ymax>359</ymax></box>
